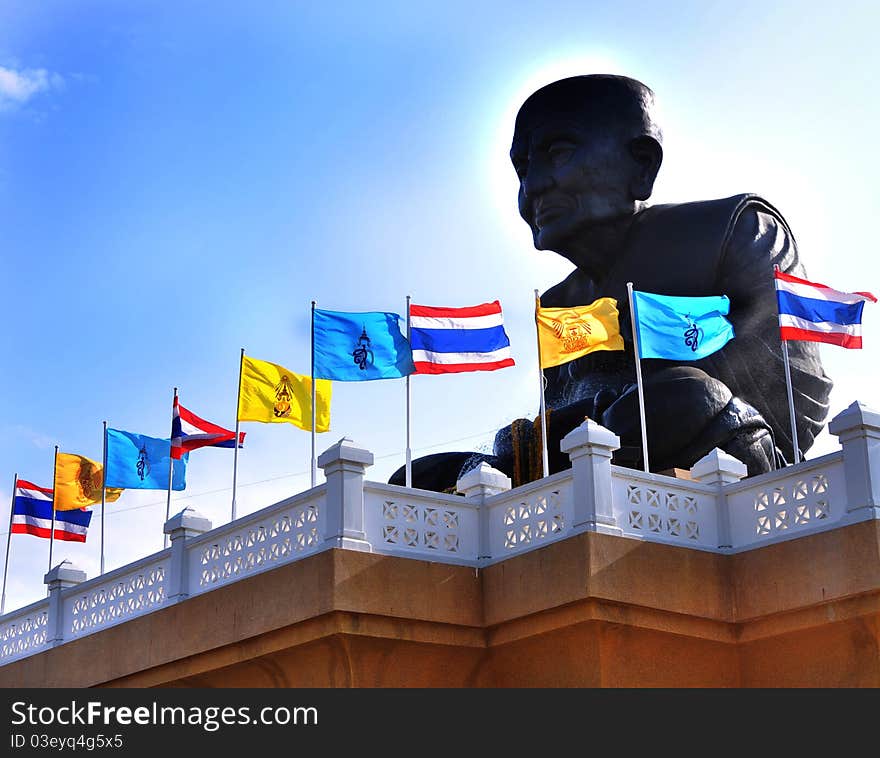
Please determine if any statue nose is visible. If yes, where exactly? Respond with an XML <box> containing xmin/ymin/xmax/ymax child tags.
<box><xmin>522</xmin><ymin>163</ymin><xmax>555</xmax><ymax>199</ymax></box>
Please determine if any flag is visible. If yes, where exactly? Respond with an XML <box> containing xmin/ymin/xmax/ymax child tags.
<box><xmin>238</xmin><ymin>355</ymin><xmax>331</xmax><ymax>431</ymax></box>
<box><xmin>536</xmin><ymin>297</ymin><xmax>624</xmax><ymax>368</ymax></box>
<box><xmin>12</xmin><ymin>480</ymin><xmax>92</xmax><ymax>542</ymax></box>
<box><xmin>409</xmin><ymin>300</ymin><xmax>516</xmax><ymax>374</ymax></box>
<box><xmin>53</xmin><ymin>452</ymin><xmax>124</xmax><ymax>511</ymax></box>
<box><xmin>171</xmin><ymin>396</ymin><xmax>245</xmax><ymax>459</ymax></box>
<box><xmin>313</xmin><ymin>309</ymin><xmax>415</xmax><ymax>380</ymax></box>
<box><xmin>105</xmin><ymin>429</ymin><xmax>188</xmax><ymax>490</ymax></box>
<box><xmin>631</xmin><ymin>290</ymin><xmax>735</xmax><ymax>360</ymax></box>
<box><xmin>774</xmin><ymin>270</ymin><xmax>877</xmax><ymax>349</ymax></box>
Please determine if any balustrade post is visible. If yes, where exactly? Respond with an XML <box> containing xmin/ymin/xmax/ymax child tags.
<box><xmin>456</xmin><ymin>462</ymin><xmax>511</xmax><ymax>561</ymax></box>
<box><xmin>163</xmin><ymin>507</ymin><xmax>212</xmax><ymax>603</ymax></box>
<box><xmin>690</xmin><ymin>448</ymin><xmax>747</xmax><ymax>550</ymax></box>
<box><xmin>828</xmin><ymin>401</ymin><xmax>880</xmax><ymax>518</ymax></box>
<box><xmin>43</xmin><ymin>560</ymin><xmax>86</xmax><ymax>647</ymax></box>
<box><xmin>560</xmin><ymin>418</ymin><xmax>622</xmax><ymax>534</ymax></box>
<box><xmin>318</xmin><ymin>437</ymin><xmax>374</xmax><ymax>552</ymax></box>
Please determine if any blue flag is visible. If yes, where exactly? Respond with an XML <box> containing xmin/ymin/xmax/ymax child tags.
<box><xmin>313</xmin><ymin>309</ymin><xmax>415</xmax><ymax>380</ymax></box>
<box><xmin>105</xmin><ymin>429</ymin><xmax>188</xmax><ymax>490</ymax></box>
<box><xmin>632</xmin><ymin>290</ymin><xmax>735</xmax><ymax>360</ymax></box>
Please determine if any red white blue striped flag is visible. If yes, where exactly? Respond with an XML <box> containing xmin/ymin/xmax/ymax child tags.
<box><xmin>171</xmin><ymin>396</ymin><xmax>245</xmax><ymax>460</ymax></box>
<box><xmin>774</xmin><ymin>270</ymin><xmax>876</xmax><ymax>349</ymax></box>
<box><xmin>409</xmin><ymin>300</ymin><xmax>515</xmax><ymax>374</ymax></box>
<box><xmin>12</xmin><ymin>480</ymin><xmax>92</xmax><ymax>542</ymax></box>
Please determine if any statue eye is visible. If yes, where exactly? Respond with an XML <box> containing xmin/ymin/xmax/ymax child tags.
<box><xmin>548</xmin><ymin>143</ymin><xmax>576</xmax><ymax>165</ymax></box>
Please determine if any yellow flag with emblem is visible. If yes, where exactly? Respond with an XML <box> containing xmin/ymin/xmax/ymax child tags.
<box><xmin>237</xmin><ymin>355</ymin><xmax>331</xmax><ymax>432</ymax></box>
<box><xmin>536</xmin><ymin>296</ymin><xmax>624</xmax><ymax>369</ymax></box>
<box><xmin>54</xmin><ymin>452</ymin><xmax>124</xmax><ymax>511</ymax></box>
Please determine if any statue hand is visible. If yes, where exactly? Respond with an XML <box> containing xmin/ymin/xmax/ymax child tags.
<box><xmin>600</xmin><ymin>366</ymin><xmax>732</xmax><ymax>463</ymax></box>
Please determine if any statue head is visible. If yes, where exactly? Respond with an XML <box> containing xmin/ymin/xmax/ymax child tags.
<box><xmin>510</xmin><ymin>74</ymin><xmax>664</xmax><ymax>260</ymax></box>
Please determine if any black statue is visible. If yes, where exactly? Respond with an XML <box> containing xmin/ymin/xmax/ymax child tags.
<box><xmin>391</xmin><ymin>74</ymin><xmax>832</xmax><ymax>492</ymax></box>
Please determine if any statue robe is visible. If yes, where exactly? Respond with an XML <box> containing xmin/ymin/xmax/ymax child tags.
<box><xmin>540</xmin><ymin>192</ymin><xmax>833</xmax><ymax>466</ymax></box>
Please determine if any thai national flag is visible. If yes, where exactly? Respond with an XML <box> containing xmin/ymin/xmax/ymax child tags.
<box><xmin>171</xmin><ymin>396</ymin><xmax>245</xmax><ymax>460</ymax></box>
<box><xmin>409</xmin><ymin>300</ymin><xmax>516</xmax><ymax>374</ymax></box>
<box><xmin>774</xmin><ymin>270</ymin><xmax>877</xmax><ymax>349</ymax></box>
<box><xmin>12</xmin><ymin>480</ymin><xmax>92</xmax><ymax>542</ymax></box>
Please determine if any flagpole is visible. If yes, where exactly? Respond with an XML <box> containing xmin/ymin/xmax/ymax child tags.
<box><xmin>405</xmin><ymin>294</ymin><xmax>413</xmax><ymax>488</ymax></box>
<box><xmin>48</xmin><ymin>445</ymin><xmax>59</xmax><ymax>578</ymax></box>
<box><xmin>1</xmin><ymin>473</ymin><xmax>17</xmax><ymax>615</ymax></box>
<box><xmin>101</xmin><ymin>421</ymin><xmax>107</xmax><ymax>575</ymax></box>
<box><xmin>164</xmin><ymin>387</ymin><xmax>177</xmax><ymax>549</ymax></box>
<box><xmin>774</xmin><ymin>265</ymin><xmax>800</xmax><ymax>465</ymax></box>
<box><xmin>232</xmin><ymin>352</ymin><xmax>244</xmax><ymax>521</ymax></box>
<box><xmin>781</xmin><ymin>340</ymin><xmax>800</xmax><ymax>464</ymax></box>
<box><xmin>626</xmin><ymin>282</ymin><xmax>651</xmax><ymax>473</ymax></box>
<box><xmin>534</xmin><ymin>290</ymin><xmax>549</xmax><ymax>479</ymax></box>
<box><xmin>311</xmin><ymin>301</ymin><xmax>317</xmax><ymax>488</ymax></box>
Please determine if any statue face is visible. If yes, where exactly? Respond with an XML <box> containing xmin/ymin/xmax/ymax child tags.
<box><xmin>510</xmin><ymin>116</ymin><xmax>637</xmax><ymax>253</ymax></box>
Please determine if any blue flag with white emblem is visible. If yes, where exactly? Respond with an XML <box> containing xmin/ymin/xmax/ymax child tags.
<box><xmin>313</xmin><ymin>309</ymin><xmax>415</xmax><ymax>380</ymax></box>
<box><xmin>632</xmin><ymin>290</ymin><xmax>735</xmax><ymax>360</ymax></box>
<box><xmin>105</xmin><ymin>429</ymin><xmax>188</xmax><ymax>490</ymax></box>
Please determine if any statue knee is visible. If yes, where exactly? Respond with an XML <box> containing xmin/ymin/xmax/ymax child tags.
<box><xmin>601</xmin><ymin>366</ymin><xmax>732</xmax><ymax>460</ymax></box>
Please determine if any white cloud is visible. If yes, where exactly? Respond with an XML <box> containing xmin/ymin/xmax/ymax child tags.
<box><xmin>2</xmin><ymin>425</ymin><xmax>56</xmax><ymax>451</ymax></box>
<box><xmin>0</xmin><ymin>65</ymin><xmax>63</xmax><ymax>110</ymax></box>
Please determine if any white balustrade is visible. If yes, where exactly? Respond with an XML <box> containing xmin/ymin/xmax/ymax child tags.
<box><xmin>364</xmin><ymin>483</ymin><xmax>480</xmax><ymax>565</ymax></box>
<box><xmin>188</xmin><ymin>487</ymin><xmax>326</xmax><ymax>596</ymax></box>
<box><xmin>64</xmin><ymin>554</ymin><xmax>169</xmax><ymax>638</ymax></box>
<box><xmin>1</xmin><ymin>400</ymin><xmax>879</xmax><ymax>666</ymax></box>
<box><xmin>612</xmin><ymin>468</ymin><xmax>718</xmax><ymax>550</ymax></box>
<box><xmin>0</xmin><ymin>599</ymin><xmax>49</xmax><ymax>663</ymax></box>
<box><xmin>483</xmin><ymin>470</ymin><xmax>574</xmax><ymax>561</ymax></box>
<box><xmin>726</xmin><ymin>452</ymin><xmax>847</xmax><ymax>550</ymax></box>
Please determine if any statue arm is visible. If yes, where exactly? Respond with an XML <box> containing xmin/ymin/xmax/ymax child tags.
<box><xmin>709</xmin><ymin>203</ymin><xmax>833</xmax><ymax>461</ymax></box>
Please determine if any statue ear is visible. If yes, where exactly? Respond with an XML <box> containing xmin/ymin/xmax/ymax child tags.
<box><xmin>628</xmin><ymin>136</ymin><xmax>663</xmax><ymax>201</ymax></box>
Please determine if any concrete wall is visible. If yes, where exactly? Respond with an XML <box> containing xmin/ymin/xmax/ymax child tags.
<box><xmin>3</xmin><ymin>520</ymin><xmax>880</xmax><ymax>687</ymax></box>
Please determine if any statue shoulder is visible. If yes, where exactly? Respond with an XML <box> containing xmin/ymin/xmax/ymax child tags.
<box><xmin>646</xmin><ymin>193</ymin><xmax>790</xmax><ymax>239</ymax></box>
<box><xmin>540</xmin><ymin>268</ymin><xmax>593</xmax><ymax>307</ymax></box>
<box><xmin>718</xmin><ymin>194</ymin><xmax>805</xmax><ymax>282</ymax></box>
<box><xmin>643</xmin><ymin>193</ymin><xmax>800</xmax><ymax>275</ymax></box>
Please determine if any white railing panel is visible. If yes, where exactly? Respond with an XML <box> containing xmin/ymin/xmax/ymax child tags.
<box><xmin>188</xmin><ymin>486</ymin><xmax>326</xmax><ymax>595</ymax></box>
<box><xmin>2</xmin><ymin>427</ymin><xmax>877</xmax><ymax>672</ymax></box>
<box><xmin>0</xmin><ymin>599</ymin><xmax>49</xmax><ymax>664</ymax></box>
<box><xmin>612</xmin><ymin>468</ymin><xmax>719</xmax><ymax>550</ymax></box>
<box><xmin>64</xmin><ymin>553</ymin><xmax>169</xmax><ymax>639</ymax></box>
<box><xmin>726</xmin><ymin>452</ymin><xmax>847</xmax><ymax>550</ymax></box>
<box><xmin>485</xmin><ymin>470</ymin><xmax>574</xmax><ymax>560</ymax></box>
<box><xmin>364</xmin><ymin>482</ymin><xmax>479</xmax><ymax>565</ymax></box>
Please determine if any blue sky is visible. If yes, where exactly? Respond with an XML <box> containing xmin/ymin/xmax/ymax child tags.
<box><xmin>1</xmin><ymin>1</ymin><xmax>877</xmax><ymax>612</ymax></box>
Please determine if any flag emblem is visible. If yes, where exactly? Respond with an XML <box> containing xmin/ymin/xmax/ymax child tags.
<box><xmin>352</xmin><ymin>326</ymin><xmax>374</xmax><ymax>371</ymax></box>
<box><xmin>684</xmin><ymin>317</ymin><xmax>702</xmax><ymax>352</ymax></box>
<box><xmin>774</xmin><ymin>270</ymin><xmax>876</xmax><ymax>349</ymax></box>
<box><xmin>273</xmin><ymin>374</ymin><xmax>297</xmax><ymax>418</ymax></box>
<box><xmin>545</xmin><ymin>309</ymin><xmax>594</xmax><ymax>352</ymax></box>
<box><xmin>137</xmin><ymin>443</ymin><xmax>150</xmax><ymax>481</ymax></box>
<box><xmin>409</xmin><ymin>300</ymin><xmax>515</xmax><ymax>374</ymax></box>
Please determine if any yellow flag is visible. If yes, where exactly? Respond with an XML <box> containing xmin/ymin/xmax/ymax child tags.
<box><xmin>238</xmin><ymin>355</ymin><xmax>331</xmax><ymax>432</ymax></box>
<box><xmin>54</xmin><ymin>452</ymin><xmax>124</xmax><ymax>511</ymax></box>
<box><xmin>536</xmin><ymin>296</ymin><xmax>625</xmax><ymax>369</ymax></box>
